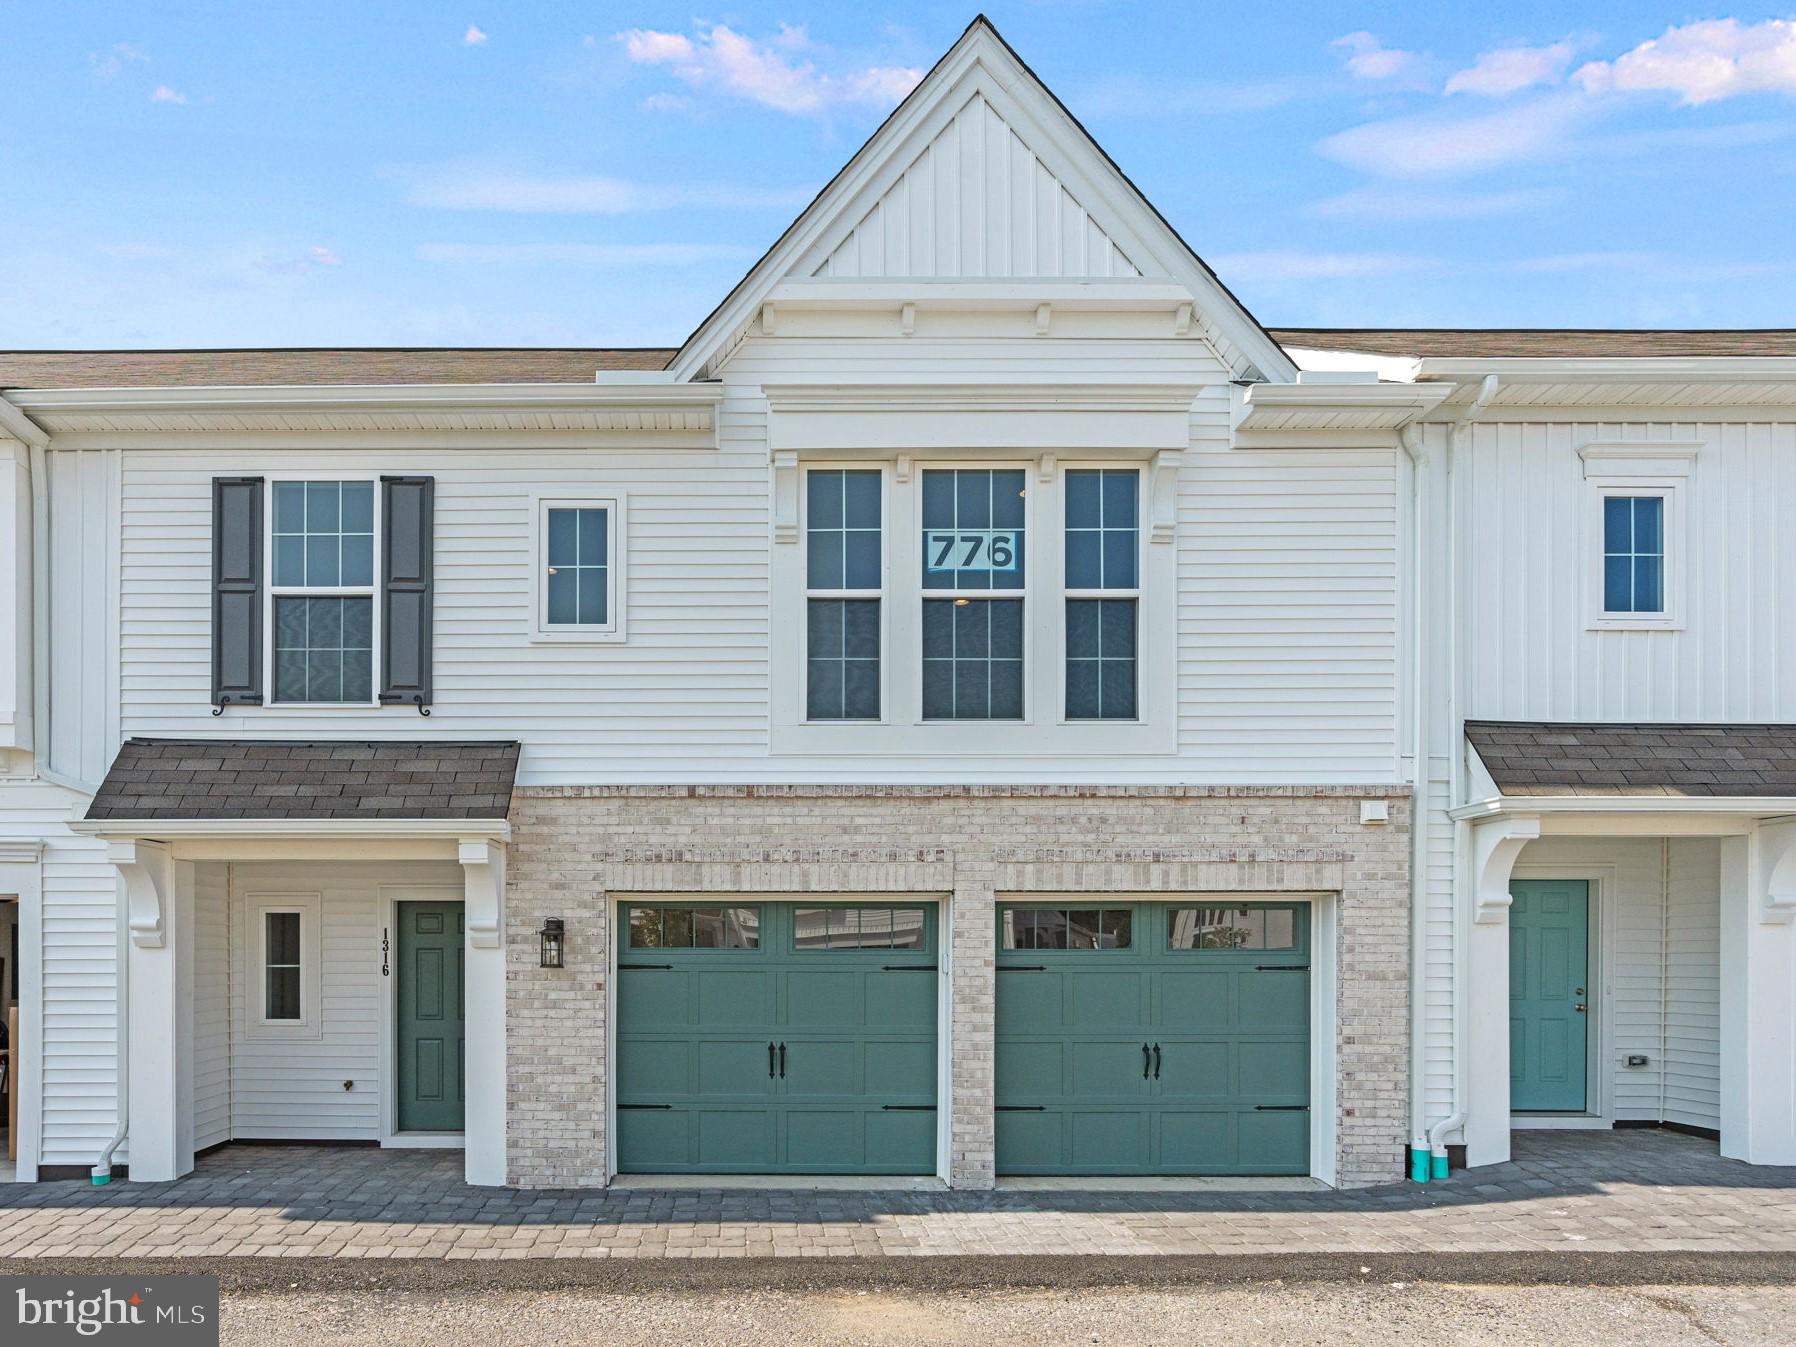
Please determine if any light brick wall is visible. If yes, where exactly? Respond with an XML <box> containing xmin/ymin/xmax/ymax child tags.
<box><xmin>504</xmin><ymin>784</ymin><xmax>1410</xmax><ymax>1189</ymax></box>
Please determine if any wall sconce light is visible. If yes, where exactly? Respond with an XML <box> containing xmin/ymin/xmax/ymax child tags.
<box><xmin>539</xmin><ymin>917</ymin><xmax>566</xmax><ymax>969</ymax></box>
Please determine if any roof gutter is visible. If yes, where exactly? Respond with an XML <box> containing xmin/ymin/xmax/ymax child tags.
<box><xmin>67</xmin><ymin>817</ymin><xmax>512</xmax><ymax>840</ymax></box>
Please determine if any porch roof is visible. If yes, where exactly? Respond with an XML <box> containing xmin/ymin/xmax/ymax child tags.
<box><xmin>1466</xmin><ymin>721</ymin><xmax>1796</xmax><ymax>797</ymax></box>
<box><xmin>84</xmin><ymin>738</ymin><xmax>520</xmax><ymax>821</ymax></box>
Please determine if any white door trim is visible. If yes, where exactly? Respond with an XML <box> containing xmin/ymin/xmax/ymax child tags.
<box><xmin>378</xmin><ymin>884</ymin><xmax>467</xmax><ymax>1149</ymax></box>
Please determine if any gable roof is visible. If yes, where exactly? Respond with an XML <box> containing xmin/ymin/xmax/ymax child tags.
<box><xmin>1467</xmin><ymin>721</ymin><xmax>1796</xmax><ymax>797</ymax></box>
<box><xmin>0</xmin><ymin>347</ymin><xmax>672</xmax><ymax>390</ymax></box>
<box><xmin>1273</xmin><ymin>329</ymin><xmax>1796</xmax><ymax>360</ymax></box>
<box><xmin>668</xmin><ymin>15</ymin><xmax>1296</xmax><ymax>384</ymax></box>
<box><xmin>86</xmin><ymin>738</ymin><xmax>521</xmax><ymax>821</ymax></box>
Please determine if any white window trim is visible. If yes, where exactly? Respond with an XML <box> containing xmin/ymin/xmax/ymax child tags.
<box><xmin>245</xmin><ymin>893</ymin><xmax>322</xmax><ymax>1039</ymax></box>
<box><xmin>1585</xmin><ymin>476</ymin><xmax>1685</xmax><ymax>631</ymax></box>
<box><xmin>1058</xmin><ymin>463</ymin><xmax>1144</xmax><ymax>724</ymax></box>
<box><xmin>801</xmin><ymin>466</ymin><xmax>889</xmax><ymax>723</ymax></box>
<box><xmin>916</xmin><ymin>463</ymin><xmax>1034</xmax><ymax>724</ymax></box>
<box><xmin>530</xmin><ymin>493</ymin><xmax>627</xmax><ymax>643</ymax></box>
<box><xmin>263</xmin><ymin>472</ymin><xmax>383</xmax><ymax>708</ymax></box>
<box><xmin>771</xmin><ymin>454</ymin><xmax>1176</xmax><ymax>757</ymax></box>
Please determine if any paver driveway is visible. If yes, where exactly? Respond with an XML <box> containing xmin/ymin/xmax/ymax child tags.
<box><xmin>0</xmin><ymin>1130</ymin><xmax>1791</xmax><ymax>1260</ymax></box>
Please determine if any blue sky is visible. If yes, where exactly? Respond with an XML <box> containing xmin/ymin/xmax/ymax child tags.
<box><xmin>3</xmin><ymin>3</ymin><xmax>1795</xmax><ymax>348</ymax></box>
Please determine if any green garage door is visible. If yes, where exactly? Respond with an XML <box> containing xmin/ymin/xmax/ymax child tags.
<box><xmin>615</xmin><ymin>901</ymin><xmax>938</xmax><ymax>1174</ymax></box>
<box><xmin>996</xmin><ymin>901</ymin><xmax>1310</xmax><ymax>1176</ymax></box>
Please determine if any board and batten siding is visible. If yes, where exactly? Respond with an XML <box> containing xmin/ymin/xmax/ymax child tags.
<box><xmin>191</xmin><ymin>861</ymin><xmax>231</xmax><ymax>1152</ymax></box>
<box><xmin>808</xmin><ymin>90</ymin><xmax>1141</xmax><ymax>280</ymax></box>
<box><xmin>1461</xmin><ymin>419</ymin><xmax>1796</xmax><ymax>722</ymax></box>
<box><xmin>44</xmin><ymin>448</ymin><xmax>122</xmax><ymax>788</ymax></box>
<box><xmin>100</xmin><ymin>337</ymin><xmax>1402</xmax><ymax>784</ymax></box>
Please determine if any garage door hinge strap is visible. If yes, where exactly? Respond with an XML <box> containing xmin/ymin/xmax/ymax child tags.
<box><xmin>995</xmin><ymin>1105</ymin><xmax>1047</xmax><ymax>1111</ymax></box>
<box><xmin>881</xmin><ymin>1105</ymin><xmax>938</xmax><ymax>1111</ymax></box>
<box><xmin>882</xmin><ymin>965</ymin><xmax>939</xmax><ymax>971</ymax></box>
<box><xmin>1254</xmin><ymin>1105</ymin><xmax>1309</xmax><ymax>1112</ymax></box>
<box><xmin>1254</xmin><ymin>964</ymin><xmax>1310</xmax><ymax>971</ymax></box>
<box><xmin>619</xmin><ymin>963</ymin><xmax>673</xmax><ymax>970</ymax></box>
<box><xmin>618</xmin><ymin>1104</ymin><xmax>673</xmax><ymax>1110</ymax></box>
<box><xmin>998</xmin><ymin>965</ymin><xmax>1047</xmax><ymax>972</ymax></box>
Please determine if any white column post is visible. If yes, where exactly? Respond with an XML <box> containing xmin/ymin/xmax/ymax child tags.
<box><xmin>459</xmin><ymin>837</ymin><xmax>508</xmax><ymax>1186</ymax></box>
<box><xmin>110</xmin><ymin>839</ymin><xmax>193</xmax><ymax>1182</ymax></box>
<box><xmin>1463</xmin><ymin>813</ymin><xmax>1539</xmax><ymax>1167</ymax></box>
<box><xmin>1719</xmin><ymin>824</ymin><xmax>1796</xmax><ymax>1164</ymax></box>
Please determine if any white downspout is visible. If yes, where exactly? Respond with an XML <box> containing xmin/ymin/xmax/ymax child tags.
<box><xmin>93</xmin><ymin>880</ymin><xmax>128</xmax><ymax>1183</ymax></box>
<box><xmin>1425</xmin><ymin>374</ymin><xmax>1499</xmax><ymax>1172</ymax></box>
<box><xmin>1399</xmin><ymin>422</ymin><xmax>1431</xmax><ymax>1182</ymax></box>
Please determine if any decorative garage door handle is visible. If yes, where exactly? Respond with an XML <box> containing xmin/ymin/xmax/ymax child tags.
<box><xmin>779</xmin><ymin>1042</ymin><xmax>787</xmax><ymax>1078</ymax></box>
<box><xmin>768</xmin><ymin>1042</ymin><xmax>776</xmax><ymax>1078</ymax></box>
<box><xmin>1153</xmin><ymin>1043</ymin><xmax>1162</xmax><ymax>1080</ymax></box>
<box><xmin>1142</xmin><ymin>1043</ymin><xmax>1151</xmax><ymax>1078</ymax></box>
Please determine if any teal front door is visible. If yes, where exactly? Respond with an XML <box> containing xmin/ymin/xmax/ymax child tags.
<box><xmin>396</xmin><ymin>900</ymin><xmax>465</xmax><ymax>1132</ymax></box>
<box><xmin>1510</xmin><ymin>880</ymin><xmax>1590</xmax><ymax>1112</ymax></box>
<box><xmin>615</xmin><ymin>902</ymin><xmax>938</xmax><ymax>1174</ymax></box>
<box><xmin>995</xmin><ymin>901</ymin><xmax>1311</xmax><ymax>1175</ymax></box>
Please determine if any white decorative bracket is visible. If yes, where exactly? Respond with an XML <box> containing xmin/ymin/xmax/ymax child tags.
<box><xmin>1034</xmin><ymin>302</ymin><xmax>1052</xmax><ymax>337</ymax></box>
<box><xmin>772</xmin><ymin>450</ymin><xmax>800</xmax><ymax>543</ymax></box>
<box><xmin>1758</xmin><ymin>819</ymin><xmax>1796</xmax><ymax>924</ymax></box>
<box><xmin>1037</xmin><ymin>452</ymin><xmax>1057</xmax><ymax>484</ymax></box>
<box><xmin>107</xmin><ymin>839</ymin><xmax>171</xmax><ymax>949</ymax></box>
<box><xmin>894</xmin><ymin>453</ymin><xmax>912</xmax><ymax>484</ymax></box>
<box><xmin>899</xmin><ymin>302</ymin><xmax>916</xmax><ymax>337</ymax></box>
<box><xmin>759</xmin><ymin>301</ymin><xmax>776</xmax><ymax>336</ymax></box>
<box><xmin>1149</xmin><ymin>449</ymin><xmax>1185</xmax><ymax>543</ymax></box>
<box><xmin>1472</xmin><ymin>814</ymin><xmax>1541</xmax><ymax>925</ymax></box>
<box><xmin>459</xmin><ymin>838</ymin><xmax>507</xmax><ymax>950</ymax></box>
<box><xmin>1173</xmin><ymin>302</ymin><xmax>1192</xmax><ymax>337</ymax></box>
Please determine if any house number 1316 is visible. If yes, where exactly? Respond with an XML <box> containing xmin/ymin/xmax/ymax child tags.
<box><xmin>924</xmin><ymin>530</ymin><xmax>1019</xmax><ymax>573</ymax></box>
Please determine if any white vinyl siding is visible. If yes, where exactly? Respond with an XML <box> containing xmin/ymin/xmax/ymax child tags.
<box><xmin>191</xmin><ymin>862</ymin><xmax>231</xmax><ymax>1151</ymax></box>
<box><xmin>1463</xmin><ymin>420</ymin><xmax>1796</xmax><ymax>722</ymax></box>
<box><xmin>35</xmin><ymin>831</ymin><xmax>121</xmax><ymax>1167</ymax></box>
<box><xmin>808</xmin><ymin>91</ymin><xmax>1141</xmax><ymax>280</ymax></box>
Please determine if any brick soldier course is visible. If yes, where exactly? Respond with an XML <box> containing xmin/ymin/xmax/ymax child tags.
<box><xmin>1</xmin><ymin>1132</ymin><xmax>1790</xmax><ymax>1260</ymax></box>
<box><xmin>503</xmin><ymin>785</ymin><xmax>1412</xmax><ymax>1190</ymax></box>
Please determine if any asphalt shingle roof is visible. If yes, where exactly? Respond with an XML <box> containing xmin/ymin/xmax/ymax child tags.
<box><xmin>0</xmin><ymin>348</ymin><xmax>675</xmax><ymax>389</ymax></box>
<box><xmin>85</xmin><ymin>738</ymin><xmax>520</xmax><ymax>821</ymax></box>
<box><xmin>1466</xmin><ymin>721</ymin><xmax>1796</xmax><ymax>797</ymax></box>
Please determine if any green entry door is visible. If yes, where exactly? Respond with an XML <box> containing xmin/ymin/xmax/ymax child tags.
<box><xmin>1510</xmin><ymin>880</ymin><xmax>1589</xmax><ymax>1112</ymax></box>
<box><xmin>396</xmin><ymin>900</ymin><xmax>465</xmax><ymax>1132</ymax></box>
<box><xmin>995</xmin><ymin>901</ymin><xmax>1310</xmax><ymax>1176</ymax></box>
<box><xmin>615</xmin><ymin>902</ymin><xmax>938</xmax><ymax>1174</ymax></box>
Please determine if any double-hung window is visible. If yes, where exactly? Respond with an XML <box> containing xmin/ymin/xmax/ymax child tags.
<box><xmin>534</xmin><ymin>497</ymin><xmax>623</xmax><ymax>640</ymax></box>
<box><xmin>921</xmin><ymin>468</ymin><xmax>1026</xmax><ymax>720</ymax></box>
<box><xmin>270</xmin><ymin>480</ymin><xmax>376</xmax><ymax>704</ymax></box>
<box><xmin>805</xmin><ymin>470</ymin><xmax>882</xmax><ymax>719</ymax></box>
<box><xmin>1064</xmin><ymin>468</ymin><xmax>1139</xmax><ymax>719</ymax></box>
<box><xmin>1601</xmin><ymin>494</ymin><xmax>1665</xmax><ymax>615</ymax></box>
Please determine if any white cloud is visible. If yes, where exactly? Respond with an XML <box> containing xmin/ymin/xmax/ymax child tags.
<box><xmin>252</xmin><ymin>245</ymin><xmax>347</xmax><ymax>275</ymax></box>
<box><xmin>405</xmin><ymin>166</ymin><xmax>814</xmax><ymax>214</ymax></box>
<box><xmin>308</xmin><ymin>246</ymin><xmax>344</xmax><ymax>267</ymax></box>
<box><xmin>463</xmin><ymin>25</ymin><xmax>488</xmax><ymax>46</ymax></box>
<box><xmin>1574</xmin><ymin>19</ymin><xmax>1796</xmax><ymax>105</ymax></box>
<box><xmin>1445</xmin><ymin>41</ymin><xmax>1576</xmax><ymax>96</ymax></box>
<box><xmin>1509</xmin><ymin>250</ymin><xmax>1787</xmax><ymax>281</ymax></box>
<box><xmin>1317</xmin><ymin>93</ymin><xmax>1586</xmax><ymax>178</ymax></box>
<box><xmin>617</xmin><ymin>23</ymin><xmax>922</xmax><ymax>115</ymax></box>
<box><xmin>149</xmin><ymin>85</ymin><xmax>187</xmax><ymax>105</ymax></box>
<box><xmin>417</xmin><ymin>242</ymin><xmax>755</xmax><ymax>267</ymax></box>
<box><xmin>89</xmin><ymin>42</ymin><xmax>149</xmax><ymax>83</ymax></box>
<box><xmin>1330</xmin><ymin>32</ymin><xmax>1422</xmax><ymax>82</ymax></box>
<box><xmin>641</xmin><ymin>92</ymin><xmax>692</xmax><ymax>113</ymax></box>
<box><xmin>1209</xmin><ymin>250</ymin><xmax>1439</xmax><ymax>282</ymax></box>
<box><xmin>1307</xmin><ymin>186</ymin><xmax>1559</xmax><ymax>220</ymax></box>
<box><xmin>1073</xmin><ymin>74</ymin><xmax>1311</xmax><ymax>118</ymax></box>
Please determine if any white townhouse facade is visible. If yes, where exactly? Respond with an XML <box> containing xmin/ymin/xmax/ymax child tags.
<box><xmin>0</xmin><ymin>18</ymin><xmax>1792</xmax><ymax>1192</ymax></box>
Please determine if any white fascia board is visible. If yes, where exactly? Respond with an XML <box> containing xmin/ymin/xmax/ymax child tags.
<box><xmin>1239</xmin><ymin>381</ymin><xmax>1453</xmax><ymax>422</ymax></box>
<box><xmin>761</xmin><ymin>379</ymin><xmax>1206</xmax><ymax>410</ymax></box>
<box><xmin>8</xmin><ymin>383</ymin><xmax>721</xmax><ymax>415</ymax></box>
<box><xmin>1281</xmin><ymin>347</ymin><xmax>1425</xmax><ymax>386</ymax></box>
<box><xmin>67</xmin><ymin>817</ymin><xmax>512</xmax><ymax>841</ymax></box>
<box><xmin>1417</xmin><ymin>357</ymin><xmax>1796</xmax><ymax>385</ymax></box>
<box><xmin>0</xmin><ymin>394</ymin><xmax>51</xmax><ymax>447</ymax></box>
<box><xmin>1450</xmin><ymin>795</ymin><xmax>1796</xmax><ymax>821</ymax></box>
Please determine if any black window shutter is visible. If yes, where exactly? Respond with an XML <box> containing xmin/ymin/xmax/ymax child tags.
<box><xmin>211</xmin><ymin>476</ymin><xmax>264</xmax><ymax>707</ymax></box>
<box><xmin>379</xmin><ymin>475</ymin><xmax>435</xmax><ymax>709</ymax></box>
